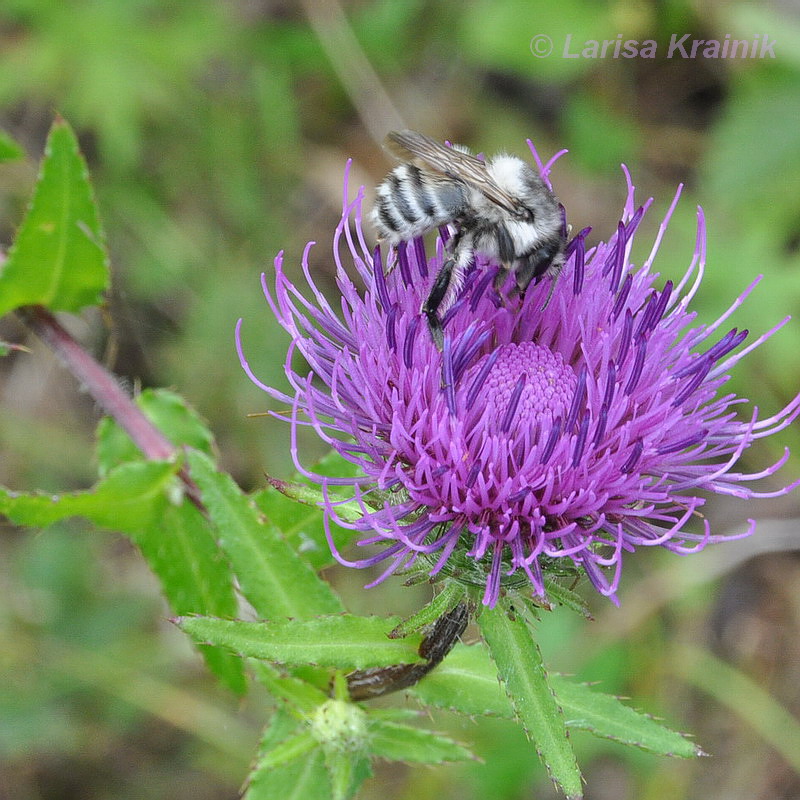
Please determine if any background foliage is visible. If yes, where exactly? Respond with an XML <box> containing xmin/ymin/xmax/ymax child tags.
<box><xmin>1</xmin><ymin>1</ymin><xmax>800</xmax><ymax>798</ymax></box>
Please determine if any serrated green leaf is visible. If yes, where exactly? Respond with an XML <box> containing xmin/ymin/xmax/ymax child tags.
<box><xmin>256</xmin><ymin>709</ymin><xmax>301</xmax><ymax>751</ymax></box>
<box><xmin>177</xmin><ymin>615</ymin><xmax>423</xmax><ymax>670</ymax></box>
<box><xmin>244</xmin><ymin>715</ymin><xmax>330</xmax><ymax>800</ymax></box>
<box><xmin>0</xmin><ymin>460</ymin><xmax>179</xmax><ymax>531</ymax></box>
<box><xmin>542</xmin><ymin>579</ymin><xmax>592</xmax><ymax>618</ymax></box>
<box><xmin>551</xmin><ymin>676</ymin><xmax>698</xmax><ymax>758</ymax></box>
<box><xmin>187</xmin><ymin>449</ymin><xmax>343</xmax><ymax>619</ymax></box>
<box><xmin>252</xmin><ymin>729</ymin><xmax>318</xmax><ymax>771</ymax></box>
<box><xmin>0</xmin><ymin>459</ymin><xmax>244</xmax><ymax>692</ymax></box>
<box><xmin>132</xmin><ymin>500</ymin><xmax>244</xmax><ymax>693</ymax></box>
<box><xmin>246</xmin><ymin>746</ymin><xmax>329</xmax><ymax>800</ymax></box>
<box><xmin>324</xmin><ymin>749</ymin><xmax>356</xmax><ymax>800</ymax></box>
<box><xmin>95</xmin><ymin>416</ymin><xmax>144</xmax><ymax>474</ymax></box>
<box><xmin>0</xmin><ymin>129</ymin><xmax>23</xmax><ymax>162</ymax></box>
<box><xmin>264</xmin><ymin>477</ymin><xmax>363</xmax><ymax>523</ymax></box>
<box><xmin>321</xmin><ymin>749</ymin><xmax>372</xmax><ymax>800</ymax></box>
<box><xmin>96</xmin><ymin>388</ymin><xmax>216</xmax><ymax>475</ymax></box>
<box><xmin>411</xmin><ymin>641</ymin><xmax>513</xmax><ymax>718</ymax></box>
<box><xmin>367</xmin><ymin>718</ymin><xmax>475</xmax><ymax>764</ymax></box>
<box><xmin>478</xmin><ymin>602</ymin><xmax>583</xmax><ymax>799</ymax></box>
<box><xmin>413</xmin><ymin>642</ymin><xmax>698</xmax><ymax>758</ymax></box>
<box><xmin>0</xmin><ymin>118</ymin><xmax>109</xmax><ymax>316</ymax></box>
<box><xmin>390</xmin><ymin>582</ymin><xmax>467</xmax><ymax>638</ymax></box>
<box><xmin>350</xmin><ymin>756</ymin><xmax>372</xmax><ymax>798</ymax></box>
<box><xmin>250</xmin><ymin>661</ymin><xmax>329</xmax><ymax>715</ymax></box>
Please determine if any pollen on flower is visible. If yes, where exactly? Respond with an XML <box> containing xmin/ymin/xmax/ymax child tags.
<box><xmin>237</xmin><ymin>148</ymin><xmax>800</xmax><ymax>609</ymax></box>
<box><xmin>475</xmin><ymin>342</ymin><xmax>577</xmax><ymax>431</ymax></box>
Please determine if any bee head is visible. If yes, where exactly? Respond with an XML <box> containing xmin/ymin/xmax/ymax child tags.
<box><xmin>514</xmin><ymin>238</ymin><xmax>566</xmax><ymax>295</ymax></box>
<box><xmin>531</xmin><ymin>241</ymin><xmax>565</xmax><ymax>281</ymax></box>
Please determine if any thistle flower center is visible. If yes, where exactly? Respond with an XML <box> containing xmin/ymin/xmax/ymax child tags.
<box><xmin>478</xmin><ymin>342</ymin><xmax>577</xmax><ymax>427</ymax></box>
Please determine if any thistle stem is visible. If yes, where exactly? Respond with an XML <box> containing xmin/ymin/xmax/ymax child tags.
<box><xmin>17</xmin><ymin>305</ymin><xmax>204</xmax><ymax>509</ymax></box>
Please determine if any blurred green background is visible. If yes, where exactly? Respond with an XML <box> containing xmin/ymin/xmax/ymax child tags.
<box><xmin>1</xmin><ymin>0</ymin><xmax>800</xmax><ymax>798</ymax></box>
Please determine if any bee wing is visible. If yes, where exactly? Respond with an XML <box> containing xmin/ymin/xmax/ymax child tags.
<box><xmin>385</xmin><ymin>130</ymin><xmax>520</xmax><ymax>215</ymax></box>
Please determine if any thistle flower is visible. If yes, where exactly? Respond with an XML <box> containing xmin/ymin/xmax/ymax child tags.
<box><xmin>237</xmin><ymin>145</ymin><xmax>800</xmax><ymax>607</ymax></box>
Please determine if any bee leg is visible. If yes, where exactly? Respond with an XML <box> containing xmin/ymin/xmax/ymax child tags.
<box><xmin>422</xmin><ymin>257</ymin><xmax>455</xmax><ymax>350</ymax></box>
<box><xmin>513</xmin><ymin>257</ymin><xmax>539</xmax><ymax>297</ymax></box>
<box><xmin>492</xmin><ymin>265</ymin><xmax>509</xmax><ymax>293</ymax></box>
<box><xmin>539</xmin><ymin>275</ymin><xmax>559</xmax><ymax>311</ymax></box>
<box><xmin>514</xmin><ymin>246</ymin><xmax>561</xmax><ymax>309</ymax></box>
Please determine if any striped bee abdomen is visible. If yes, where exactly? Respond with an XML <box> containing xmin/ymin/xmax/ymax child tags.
<box><xmin>371</xmin><ymin>163</ymin><xmax>466</xmax><ymax>244</ymax></box>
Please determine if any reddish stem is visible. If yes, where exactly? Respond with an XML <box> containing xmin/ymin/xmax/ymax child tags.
<box><xmin>17</xmin><ymin>305</ymin><xmax>204</xmax><ymax>509</ymax></box>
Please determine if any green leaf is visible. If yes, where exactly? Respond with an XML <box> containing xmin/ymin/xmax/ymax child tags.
<box><xmin>253</xmin><ymin>448</ymin><xmax>362</xmax><ymax>572</ymax></box>
<box><xmin>250</xmin><ymin>729</ymin><xmax>318</xmax><ymax>771</ymax></box>
<box><xmin>411</xmin><ymin>641</ymin><xmax>514</xmax><ymax>718</ymax></box>
<box><xmin>255</xmin><ymin>708</ymin><xmax>304</xmax><ymax>752</ymax></box>
<box><xmin>390</xmin><ymin>582</ymin><xmax>467</xmax><ymax>638</ymax></box>
<box><xmin>245</xmin><ymin>745</ymin><xmax>329</xmax><ymax>800</ymax></box>
<box><xmin>252</xmin><ymin>483</ymin><xmax>343</xmax><ymax>572</ymax></box>
<box><xmin>478</xmin><ymin>602</ymin><xmax>583</xmax><ymax>799</ymax></box>
<box><xmin>0</xmin><ymin>460</ymin><xmax>179</xmax><ymax>531</ymax></box>
<box><xmin>0</xmin><ymin>129</ymin><xmax>24</xmax><ymax>162</ymax></box>
<box><xmin>0</xmin><ymin>459</ymin><xmax>244</xmax><ymax>692</ymax></box>
<box><xmin>177</xmin><ymin>615</ymin><xmax>424</xmax><ymax>670</ymax></box>
<box><xmin>323</xmin><ymin>750</ymin><xmax>358</xmax><ymax>800</ymax></box>
<box><xmin>367</xmin><ymin>719</ymin><xmax>475</xmax><ymax>764</ymax></box>
<box><xmin>187</xmin><ymin>449</ymin><xmax>343</xmax><ymax>618</ymax></box>
<box><xmin>364</xmin><ymin>707</ymin><xmax>422</xmax><ymax>723</ymax></box>
<box><xmin>245</xmin><ymin>713</ymin><xmax>330</xmax><ymax>800</ymax></box>
<box><xmin>413</xmin><ymin>642</ymin><xmax>699</xmax><ymax>758</ymax></box>
<box><xmin>264</xmin><ymin>477</ymin><xmax>362</xmax><ymax>524</ymax></box>
<box><xmin>96</xmin><ymin>388</ymin><xmax>216</xmax><ymax>475</ymax></box>
<box><xmin>250</xmin><ymin>661</ymin><xmax>330</xmax><ymax>715</ymax></box>
<box><xmin>131</xmin><ymin>500</ymin><xmax>245</xmax><ymax>693</ymax></box>
<box><xmin>322</xmin><ymin>750</ymin><xmax>372</xmax><ymax>800</ymax></box>
<box><xmin>552</xmin><ymin>676</ymin><xmax>699</xmax><ymax>758</ymax></box>
<box><xmin>0</xmin><ymin>118</ymin><xmax>109</xmax><ymax>317</ymax></box>
<box><xmin>542</xmin><ymin>579</ymin><xmax>592</xmax><ymax>619</ymax></box>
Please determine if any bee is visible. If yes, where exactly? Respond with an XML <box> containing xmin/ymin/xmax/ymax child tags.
<box><xmin>372</xmin><ymin>130</ymin><xmax>567</xmax><ymax>347</ymax></box>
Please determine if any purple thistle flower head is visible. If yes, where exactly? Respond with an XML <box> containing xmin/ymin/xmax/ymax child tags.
<box><xmin>237</xmin><ymin>143</ymin><xmax>800</xmax><ymax>608</ymax></box>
